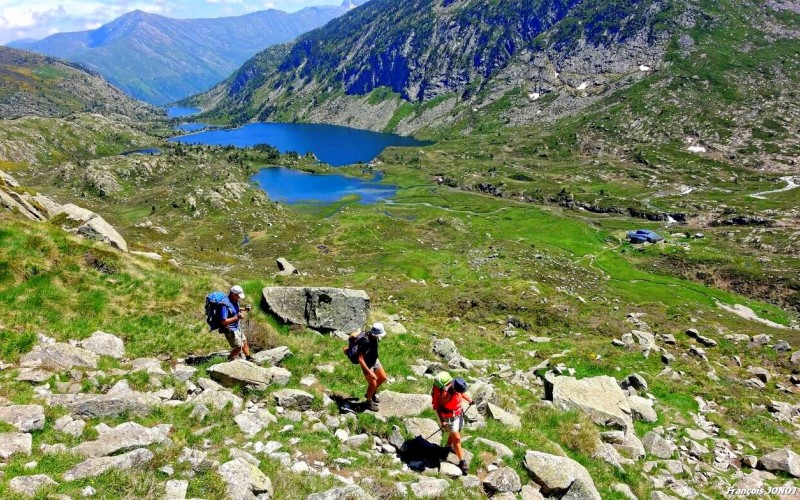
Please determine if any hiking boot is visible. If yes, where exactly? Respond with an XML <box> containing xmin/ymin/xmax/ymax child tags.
<box><xmin>367</xmin><ymin>393</ymin><xmax>380</xmax><ymax>403</ymax></box>
<box><xmin>458</xmin><ymin>459</ymin><xmax>469</xmax><ymax>476</ymax></box>
<box><xmin>245</xmin><ymin>355</ymin><xmax>255</xmax><ymax>363</ymax></box>
<box><xmin>366</xmin><ymin>400</ymin><xmax>379</xmax><ymax>412</ymax></box>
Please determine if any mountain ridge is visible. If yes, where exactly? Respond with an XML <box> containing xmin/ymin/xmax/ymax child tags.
<box><xmin>9</xmin><ymin>4</ymin><xmax>363</xmax><ymax>105</ymax></box>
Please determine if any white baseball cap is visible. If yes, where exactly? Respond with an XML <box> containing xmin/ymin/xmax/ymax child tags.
<box><xmin>230</xmin><ymin>285</ymin><xmax>245</xmax><ymax>299</ymax></box>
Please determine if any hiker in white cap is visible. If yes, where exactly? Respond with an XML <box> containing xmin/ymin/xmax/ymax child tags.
<box><xmin>219</xmin><ymin>285</ymin><xmax>252</xmax><ymax>361</ymax></box>
<box><xmin>344</xmin><ymin>322</ymin><xmax>388</xmax><ymax>411</ymax></box>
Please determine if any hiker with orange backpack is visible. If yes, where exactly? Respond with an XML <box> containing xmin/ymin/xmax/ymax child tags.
<box><xmin>432</xmin><ymin>371</ymin><xmax>474</xmax><ymax>476</ymax></box>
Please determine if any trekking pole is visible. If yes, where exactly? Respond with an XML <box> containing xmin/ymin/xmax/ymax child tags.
<box><xmin>424</xmin><ymin>427</ymin><xmax>443</xmax><ymax>441</ymax></box>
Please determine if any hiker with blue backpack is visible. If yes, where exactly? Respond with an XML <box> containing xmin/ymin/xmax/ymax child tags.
<box><xmin>344</xmin><ymin>322</ymin><xmax>388</xmax><ymax>412</ymax></box>
<box><xmin>206</xmin><ymin>285</ymin><xmax>253</xmax><ymax>361</ymax></box>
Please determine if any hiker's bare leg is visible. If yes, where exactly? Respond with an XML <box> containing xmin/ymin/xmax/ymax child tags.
<box><xmin>450</xmin><ymin>431</ymin><xmax>464</xmax><ymax>460</ymax></box>
<box><xmin>374</xmin><ymin>367</ymin><xmax>387</xmax><ymax>391</ymax></box>
<box><xmin>242</xmin><ymin>341</ymin><xmax>251</xmax><ymax>357</ymax></box>
<box><xmin>363</xmin><ymin>366</ymin><xmax>378</xmax><ymax>400</ymax></box>
<box><xmin>228</xmin><ymin>347</ymin><xmax>242</xmax><ymax>361</ymax></box>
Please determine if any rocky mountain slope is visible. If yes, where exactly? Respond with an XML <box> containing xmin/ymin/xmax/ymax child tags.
<box><xmin>0</xmin><ymin>46</ymin><xmax>155</xmax><ymax>120</ymax></box>
<box><xmin>9</xmin><ymin>4</ymin><xmax>362</xmax><ymax>105</ymax></box>
<box><xmin>192</xmin><ymin>0</ymin><xmax>674</xmax><ymax>130</ymax></box>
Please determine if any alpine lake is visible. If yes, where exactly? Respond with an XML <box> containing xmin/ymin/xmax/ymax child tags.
<box><xmin>166</xmin><ymin>110</ymin><xmax>430</xmax><ymax>205</ymax></box>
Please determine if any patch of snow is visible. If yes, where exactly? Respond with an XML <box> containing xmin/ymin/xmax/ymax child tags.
<box><xmin>749</xmin><ymin>176</ymin><xmax>798</xmax><ymax>199</ymax></box>
<box><xmin>528</xmin><ymin>92</ymin><xmax>541</xmax><ymax>101</ymax></box>
<box><xmin>679</xmin><ymin>186</ymin><xmax>695</xmax><ymax>195</ymax></box>
<box><xmin>687</xmin><ymin>145</ymin><xmax>706</xmax><ymax>153</ymax></box>
<box><xmin>577</xmin><ymin>81</ymin><xmax>589</xmax><ymax>90</ymax></box>
<box><xmin>639</xmin><ymin>65</ymin><xmax>651</xmax><ymax>72</ymax></box>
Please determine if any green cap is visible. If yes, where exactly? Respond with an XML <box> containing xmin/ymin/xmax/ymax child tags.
<box><xmin>434</xmin><ymin>371</ymin><xmax>453</xmax><ymax>389</ymax></box>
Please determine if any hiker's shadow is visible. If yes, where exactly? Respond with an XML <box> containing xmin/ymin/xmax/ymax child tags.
<box><xmin>330</xmin><ymin>393</ymin><xmax>369</xmax><ymax>414</ymax></box>
<box><xmin>397</xmin><ymin>436</ymin><xmax>452</xmax><ymax>472</ymax></box>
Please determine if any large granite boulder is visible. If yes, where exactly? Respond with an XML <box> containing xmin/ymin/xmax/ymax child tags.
<box><xmin>758</xmin><ymin>448</ymin><xmax>800</xmax><ymax>477</ymax></box>
<box><xmin>262</xmin><ymin>287</ymin><xmax>370</xmax><ymax>333</ymax></box>
<box><xmin>20</xmin><ymin>342</ymin><xmax>98</xmax><ymax>371</ymax></box>
<box><xmin>79</xmin><ymin>331</ymin><xmax>125</xmax><ymax>359</ymax></box>
<box><xmin>545</xmin><ymin>374</ymin><xmax>633</xmax><ymax>431</ymax></box>
<box><xmin>273</xmin><ymin>389</ymin><xmax>313</xmax><ymax>411</ymax></box>
<box><xmin>375</xmin><ymin>391</ymin><xmax>431</xmax><ymax>418</ymax></box>
<box><xmin>72</xmin><ymin>422</ymin><xmax>172</xmax><ymax>457</ymax></box>
<box><xmin>63</xmin><ymin>448</ymin><xmax>154</xmax><ymax>481</ymax></box>
<box><xmin>483</xmin><ymin>467</ymin><xmax>522</xmax><ymax>493</ymax></box>
<box><xmin>0</xmin><ymin>404</ymin><xmax>45</xmax><ymax>432</ymax></box>
<box><xmin>523</xmin><ymin>451</ymin><xmax>601</xmax><ymax>500</ymax></box>
<box><xmin>208</xmin><ymin>360</ymin><xmax>290</xmax><ymax>390</ymax></box>
<box><xmin>47</xmin><ymin>380</ymin><xmax>160</xmax><ymax>418</ymax></box>
<box><xmin>251</xmin><ymin>346</ymin><xmax>292</xmax><ymax>367</ymax></box>
<box><xmin>218</xmin><ymin>458</ymin><xmax>274</xmax><ymax>499</ymax></box>
<box><xmin>75</xmin><ymin>216</ymin><xmax>128</xmax><ymax>252</ymax></box>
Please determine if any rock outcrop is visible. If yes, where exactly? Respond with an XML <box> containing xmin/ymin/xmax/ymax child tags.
<box><xmin>262</xmin><ymin>287</ymin><xmax>370</xmax><ymax>333</ymax></box>
<box><xmin>524</xmin><ymin>450</ymin><xmax>601</xmax><ymax>500</ymax></box>
<box><xmin>545</xmin><ymin>374</ymin><xmax>633</xmax><ymax>431</ymax></box>
<box><xmin>208</xmin><ymin>360</ymin><xmax>290</xmax><ymax>391</ymax></box>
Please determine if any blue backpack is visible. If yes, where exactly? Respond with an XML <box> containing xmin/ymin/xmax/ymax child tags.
<box><xmin>205</xmin><ymin>291</ymin><xmax>231</xmax><ymax>331</ymax></box>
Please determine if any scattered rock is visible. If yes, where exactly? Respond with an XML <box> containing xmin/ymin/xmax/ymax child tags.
<box><xmin>487</xmin><ymin>403</ymin><xmax>522</xmax><ymax>429</ymax></box>
<box><xmin>523</xmin><ymin>450</ymin><xmax>601</xmax><ymax>500</ymax></box>
<box><xmin>72</xmin><ymin>422</ymin><xmax>172</xmax><ymax>457</ymax></box>
<box><xmin>0</xmin><ymin>432</ymin><xmax>32</xmax><ymax>458</ymax></box>
<box><xmin>440</xmin><ymin>461</ymin><xmax>463</xmax><ymax>477</ymax></box>
<box><xmin>758</xmin><ymin>448</ymin><xmax>800</xmax><ymax>477</ymax></box>
<box><xmin>235</xmin><ymin>409</ymin><xmax>277</xmax><ymax>437</ymax></box>
<box><xmin>47</xmin><ymin>380</ymin><xmax>160</xmax><ymax>418</ymax></box>
<box><xmin>218</xmin><ymin>458</ymin><xmax>274</xmax><ymax>500</ymax></box>
<box><xmin>483</xmin><ymin>467</ymin><xmax>522</xmax><ymax>493</ymax></box>
<box><xmin>686</xmin><ymin>329</ymin><xmax>717</xmax><ymax>347</ymax></box>
<box><xmin>273</xmin><ymin>389</ymin><xmax>314</xmax><ymax>411</ymax></box>
<box><xmin>9</xmin><ymin>474</ymin><xmax>58</xmax><ymax>497</ymax></box>
<box><xmin>642</xmin><ymin>430</ymin><xmax>675</xmax><ymax>459</ymax></box>
<box><xmin>620</xmin><ymin>373</ymin><xmax>648</xmax><ymax>391</ymax></box>
<box><xmin>0</xmin><ymin>404</ymin><xmax>45</xmax><ymax>432</ymax></box>
<box><xmin>63</xmin><ymin>448</ymin><xmax>154</xmax><ymax>481</ymax></box>
<box><xmin>520</xmin><ymin>483</ymin><xmax>545</xmax><ymax>500</ymax></box>
<box><xmin>627</xmin><ymin>395</ymin><xmax>658</xmax><ymax>423</ymax></box>
<box><xmin>474</xmin><ymin>437</ymin><xmax>513</xmax><ymax>458</ymax></box>
<box><xmin>410</xmin><ymin>478</ymin><xmax>449</xmax><ymax>498</ymax></box>
<box><xmin>775</xmin><ymin>341</ymin><xmax>791</xmax><ymax>352</ymax></box>
<box><xmin>306</xmin><ymin>485</ymin><xmax>373</xmax><ymax>500</ymax></box>
<box><xmin>251</xmin><ymin>346</ymin><xmax>292</xmax><ymax>367</ymax></box>
<box><xmin>376</xmin><ymin>391</ymin><xmax>431</xmax><ymax>418</ymax></box>
<box><xmin>208</xmin><ymin>360</ymin><xmax>290</xmax><ymax>390</ymax></box>
<box><xmin>164</xmin><ymin>479</ymin><xmax>189</xmax><ymax>499</ymax></box>
<box><xmin>405</xmin><ymin>418</ymin><xmax>440</xmax><ymax>439</ymax></box>
<box><xmin>275</xmin><ymin>257</ymin><xmax>299</xmax><ymax>276</ymax></box>
<box><xmin>612</xmin><ymin>483</ymin><xmax>638</xmax><ymax>500</ymax></box>
<box><xmin>262</xmin><ymin>287</ymin><xmax>370</xmax><ymax>333</ymax></box>
<box><xmin>545</xmin><ymin>374</ymin><xmax>633</xmax><ymax>431</ymax></box>
<box><xmin>79</xmin><ymin>331</ymin><xmax>125</xmax><ymax>359</ymax></box>
<box><xmin>20</xmin><ymin>342</ymin><xmax>98</xmax><ymax>371</ymax></box>
<box><xmin>747</xmin><ymin>367</ymin><xmax>771</xmax><ymax>384</ymax></box>
<box><xmin>190</xmin><ymin>387</ymin><xmax>243</xmax><ymax>412</ymax></box>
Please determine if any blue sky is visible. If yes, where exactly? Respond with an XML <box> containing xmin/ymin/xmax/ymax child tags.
<box><xmin>0</xmin><ymin>0</ymin><xmax>347</xmax><ymax>44</ymax></box>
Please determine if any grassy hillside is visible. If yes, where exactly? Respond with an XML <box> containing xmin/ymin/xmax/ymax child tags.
<box><xmin>0</xmin><ymin>47</ymin><xmax>156</xmax><ymax>120</ymax></box>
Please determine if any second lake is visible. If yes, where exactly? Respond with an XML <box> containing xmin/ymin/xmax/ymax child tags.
<box><xmin>251</xmin><ymin>167</ymin><xmax>397</xmax><ymax>205</ymax></box>
<box><xmin>169</xmin><ymin>122</ymin><xmax>430</xmax><ymax>167</ymax></box>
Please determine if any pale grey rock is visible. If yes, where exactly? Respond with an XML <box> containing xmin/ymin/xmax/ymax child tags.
<box><xmin>642</xmin><ymin>431</ymin><xmax>675</xmax><ymax>459</ymax></box>
<box><xmin>747</xmin><ymin>366</ymin><xmax>771</xmax><ymax>384</ymax></box>
<box><xmin>410</xmin><ymin>478</ymin><xmax>449</xmax><ymax>498</ymax></box>
<box><xmin>15</xmin><ymin>368</ymin><xmax>51</xmax><ymax>383</ymax></box>
<box><xmin>131</xmin><ymin>357</ymin><xmax>166</xmax><ymax>375</ymax></box>
<box><xmin>612</xmin><ymin>483</ymin><xmax>638</xmax><ymax>500</ymax></box>
<box><xmin>521</xmin><ymin>483</ymin><xmax>545</xmax><ymax>500</ymax></box>
<box><xmin>47</xmin><ymin>380</ymin><xmax>160</xmax><ymax>417</ymax></box>
<box><xmin>650</xmin><ymin>493</ymin><xmax>679</xmax><ymax>500</ymax></box>
<box><xmin>72</xmin><ymin>422</ymin><xmax>172</xmax><ymax>457</ymax></box>
<box><xmin>9</xmin><ymin>474</ymin><xmax>58</xmax><ymax>496</ymax></box>
<box><xmin>627</xmin><ymin>395</ymin><xmax>658</xmax><ymax>423</ymax></box>
<box><xmin>275</xmin><ymin>257</ymin><xmax>298</xmax><ymax>276</ymax></box>
<box><xmin>164</xmin><ymin>479</ymin><xmax>189</xmax><ymax>499</ymax></box>
<box><xmin>75</xmin><ymin>216</ymin><xmax>128</xmax><ymax>252</ymax></box>
<box><xmin>487</xmin><ymin>403</ymin><xmax>522</xmax><ymax>429</ymax></box>
<box><xmin>20</xmin><ymin>342</ymin><xmax>98</xmax><ymax>371</ymax></box>
<box><xmin>376</xmin><ymin>391</ymin><xmax>431</xmax><ymax>418</ymax></box>
<box><xmin>208</xmin><ymin>360</ymin><xmax>290</xmax><ymax>390</ymax></box>
<box><xmin>474</xmin><ymin>437</ymin><xmax>514</xmax><ymax>458</ymax></box>
<box><xmin>0</xmin><ymin>404</ymin><xmax>45</xmax><ymax>432</ymax></box>
<box><xmin>63</xmin><ymin>448</ymin><xmax>154</xmax><ymax>481</ymax></box>
<box><xmin>546</xmin><ymin>374</ymin><xmax>633</xmax><ymax>431</ymax></box>
<box><xmin>461</xmin><ymin>474</ymin><xmax>481</xmax><ymax>488</ymax></box>
<box><xmin>344</xmin><ymin>434</ymin><xmax>370</xmax><ymax>448</ymax></box>
<box><xmin>306</xmin><ymin>485</ymin><xmax>373</xmax><ymax>500</ymax></box>
<box><xmin>190</xmin><ymin>388</ymin><xmax>243</xmax><ymax>412</ymax></box>
<box><xmin>218</xmin><ymin>458</ymin><xmax>273</xmax><ymax>500</ymax></box>
<box><xmin>54</xmin><ymin>415</ymin><xmax>85</xmax><ymax>437</ymax></box>
<box><xmin>686</xmin><ymin>329</ymin><xmax>717</xmax><ymax>347</ymax></box>
<box><xmin>262</xmin><ymin>287</ymin><xmax>370</xmax><ymax>333</ymax></box>
<box><xmin>405</xmin><ymin>418</ymin><xmax>440</xmax><ymax>439</ymax></box>
<box><xmin>273</xmin><ymin>389</ymin><xmax>313</xmax><ymax>410</ymax></box>
<box><xmin>620</xmin><ymin>373</ymin><xmax>648</xmax><ymax>391</ymax></box>
<box><xmin>759</xmin><ymin>448</ymin><xmax>800</xmax><ymax>477</ymax></box>
<box><xmin>523</xmin><ymin>450</ymin><xmax>601</xmax><ymax>500</ymax></box>
<box><xmin>41</xmin><ymin>443</ymin><xmax>68</xmax><ymax>455</ymax></box>
<box><xmin>79</xmin><ymin>331</ymin><xmax>125</xmax><ymax>359</ymax></box>
<box><xmin>234</xmin><ymin>409</ymin><xmax>277</xmax><ymax>437</ymax></box>
<box><xmin>251</xmin><ymin>346</ymin><xmax>292</xmax><ymax>367</ymax></box>
<box><xmin>483</xmin><ymin>467</ymin><xmax>522</xmax><ymax>493</ymax></box>
<box><xmin>171</xmin><ymin>364</ymin><xmax>197</xmax><ymax>382</ymax></box>
<box><xmin>0</xmin><ymin>432</ymin><xmax>32</xmax><ymax>458</ymax></box>
<box><xmin>439</xmin><ymin>461</ymin><xmax>462</xmax><ymax>477</ymax></box>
